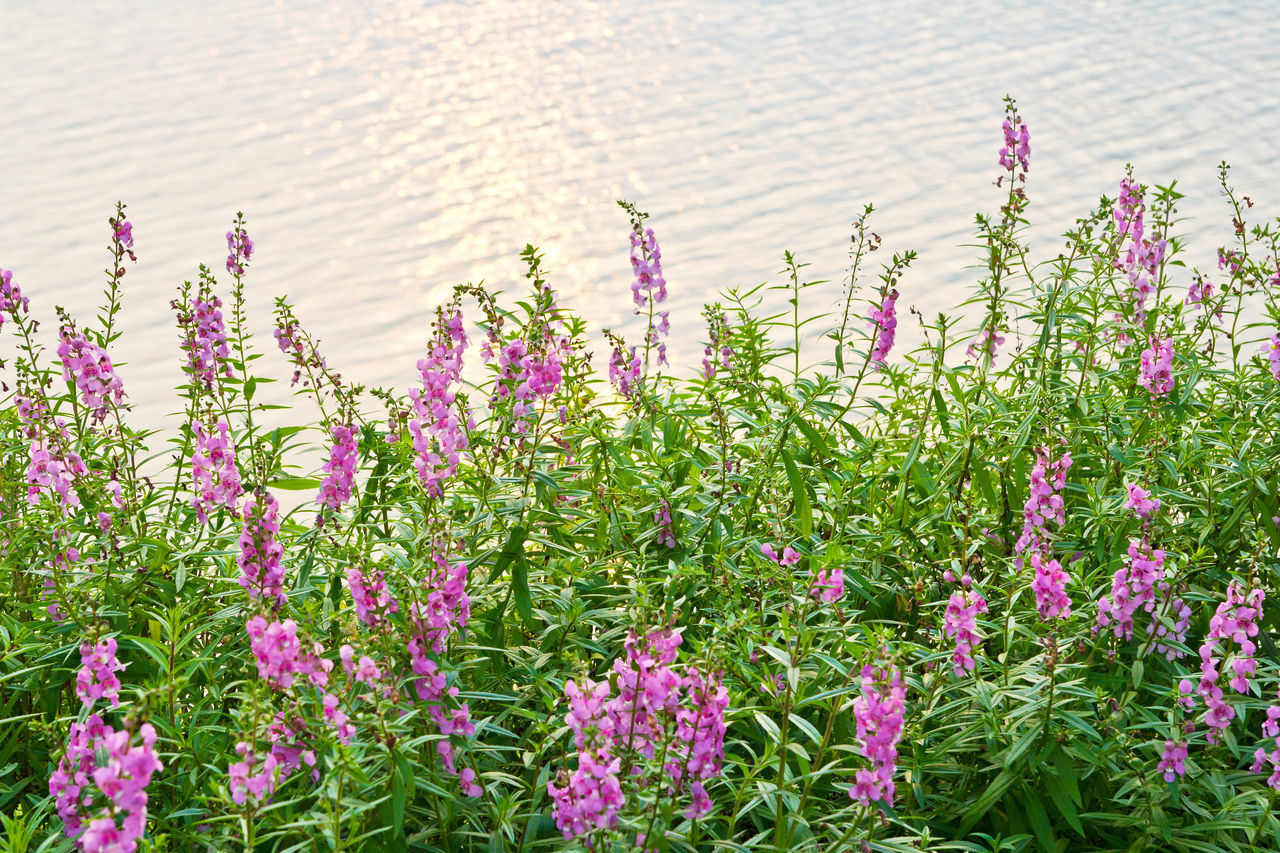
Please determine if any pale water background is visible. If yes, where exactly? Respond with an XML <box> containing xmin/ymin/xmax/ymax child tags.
<box><xmin>4</xmin><ymin>0</ymin><xmax>1280</xmax><ymax>426</ymax></box>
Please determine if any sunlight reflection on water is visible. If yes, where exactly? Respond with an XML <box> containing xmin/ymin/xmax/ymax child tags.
<box><xmin>4</xmin><ymin>0</ymin><xmax>1280</xmax><ymax>425</ymax></box>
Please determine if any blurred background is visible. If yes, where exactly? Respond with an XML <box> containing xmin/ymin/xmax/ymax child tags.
<box><xmin>4</xmin><ymin>0</ymin><xmax>1280</xmax><ymax>424</ymax></box>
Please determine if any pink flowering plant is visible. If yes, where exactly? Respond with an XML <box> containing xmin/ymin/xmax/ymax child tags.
<box><xmin>5</xmin><ymin>104</ymin><xmax>1280</xmax><ymax>853</ymax></box>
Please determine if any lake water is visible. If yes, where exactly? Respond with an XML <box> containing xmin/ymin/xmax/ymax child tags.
<box><xmin>4</xmin><ymin>0</ymin><xmax>1280</xmax><ymax>424</ymax></box>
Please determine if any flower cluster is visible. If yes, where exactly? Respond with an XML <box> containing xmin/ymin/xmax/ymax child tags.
<box><xmin>998</xmin><ymin>111</ymin><xmax>1030</xmax><ymax>174</ymax></box>
<box><xmin>966</xmin><ymin>325</ymin><xmax>1007</xmax><ymax>362</ymax></box>
<box><xmin>868</xmin><ymin>289</ymin><xmax>898</xmax><ymax>370</ymax></box>
<box><xmin>238</xmin><ymin>492</ymin><xmax>286</xmax><ymax>610</ymax></box>
<box><xmin>701</xmin><ymin>309</ymin><xmax>733</xmax><ymax>379</ymax></box>
<box><xmin>608</xmin><ymin>342</ymin><xmax>642</xmax><ymax>398</ymax></box>
<box><xmin>190</xmin><ymin>419</ymin><xmax>242</xmax><ymax>523</ymax></box>
<box><xmin>1114</xmin><ymin>177</ymin><xmax>1166</xmax><ymax>322</ymax></box>
<box><xmin>549</xmin><ymin>628</ymin><xmax>729</xmax><ymax>840</ymax></box>
<box><xmin>654</xmin><ymin>499</ymin><xmax>677</xmax><ymax>548</ymax></box>
<box><xmin>849</xmin><ymin>659</ymin><xmax>906</xmax><ymax>806</ymax></box>
<box><xmin>1251</xmin><ymin>686</ymin><xmax>1280</xmax><ymax>790</ymax></box>
<box><xmin>408</xmin><ymin>309</ymin><xmax>469</xmax><ymax>496</ymax></box>
<box><xmin>182</xmin><ymin>295</ymin><xmax>233</xmax><ymax>387</ymax></box>
<box><xmin>1013</xmin><ymin>446</ymin><xmax>1071</xmax><ymax>568</ymax></box>
<box><xmin>58</xmin><ymin>328</ymin><xmax>125</xmax><ymax>418</ymax></box>
<box><xmin>1196</xmin><ymin>581</ymin><xmax>1264</xmax><ymax>743</ymax></box>
<box><xmin>317</xmin><ymin>425</ymin><xmax>358</xmax><ymax>510</ymax></box>
<box><xmin>407</xmin><ymin>548</ymin><xmax>471</xmax><ymax>659</ymax></box>
<box><xmin>1</xmin><ymin>268</ymin><xmax>29</xmax><ymax>328</ymax></box>
<box><xmin>1158</xmin><ymin>740</ymin><xmax>1188</xmax><ymax>783</ymax></box>
<box><xmin>1097</xmin><ymin>539</ymin><xmax>1168</xmax><ymax>642</ymax></box>
<box><xmin>49</xmin><ymin>717</ymin><xmax>162</xmax><ymax>853</ymax></box>
<box><xmin>1265</xmin><ymin>334</ymin><xmax>1280</xmax><ymax>381</ymax></box>
<box><xmin>77</xmin><ymin>638</ymin><xmax>126</xmax><ymax>709</ymax></box>
<box><xmin>348</xmin><ymin>564</ymin><xmax>398</xmax><ymax>627</ymax></box>
<box><xmin>1030</xmin><ymin>551</ymin><xmax>1071</xmax><ymax>620</ymax></box>
<box><xmin>245</xmin><ymin>616</ymin><xmax>332</xmax><ymax>690</ymax></box>
<box><xmin>1124</xmin><ymin>483</ymin><xmax>1161</xmax><ymax>520</ymax></box>
<box><xmin>27</xmin><ymin>436</ymin><xmax>88</xmax><ymax>512</ymax></box>
<box><xmin>226</xmin><ymin>225</ymin><xmax>254</xmax><ymax>275</ymax></box>
<box><xmin>1138</xmin><ymin>335</ymin><xmax>1175</xmax><ymax>396</ymax></box>
<box><xmin>944</xmin><ymin>590</ymin><xmax>988</xmax><ymax>677</ymax></box>
<box><xmin>629</xmin><ymin>224</ymin><xmax>670</xmax><ymax>366</ymax></box>
<box><xmin>491</xmin><ymin>315</ymin><xmax>571</xmax><ymax>434</ymax></box>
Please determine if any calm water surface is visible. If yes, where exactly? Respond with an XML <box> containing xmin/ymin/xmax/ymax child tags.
<box><xmin>4</xmin><ymin>1</ymin><xmax>1280</xmax><ymax>423</ymax></box>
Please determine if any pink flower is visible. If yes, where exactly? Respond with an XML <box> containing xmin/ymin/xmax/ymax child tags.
<box><xmin>1124</xmin><ymin>483</ymin><xmax>1161</xmax><ymax>520</ymax></box>
<box><xmin>190</xmin><ymin>419</ymin><xmax>242</xmax><ymax>523</ymax></box>
<box><xmin>1</xmin><ymin>268</ymin><xmax>30</xmax><ymax>329</ymax></box>
<box><xmin>225</xmin><ymin>224</ymin><xmax>254</xmax><ymax>275</ymax></box>
<box><xmin>317</xmin><ymin>425</ymin><xmax>358</xmax><ymax>510</ymax></box>
<box><xmin>76</xmin><ymin>638</ymin><xmax>126</xmax><ymax>709</ymax></box>
<box><xmin>998</xmin><ymin>113</ymin><xmax>1030</xmax><ymax>174</ymax></box>
<box><xmin>1138</xmin><ymin>336</ymin><xmax>1175</xmax><ymax>396</ymax></box>
<box><xmin>943</xmin><ymin>591</ymin><xmax>988</xmax><ymax>677</ymax></box>
<box><xmin>868</xmin><ymin>290</ymin><xmax>898</xmax><ymax>371</ymax></box>
<box><xmin>58</xmin><ymin>327</ymin><xmax>125</xmax><ymax>419</ymax></box>
<box><xmin>848</xmin><ymin>659</ymin><xmax>906</xmax><ymax>807</ymax></box>
<box><xmin>408</xmin><ymin>309</ymin><xmax>469</xmax><ymax>496</ymax></box>
<box><xmin>238</xmin><ymin>492</ymin><xmax>285</xmax><ymax>609</ymax></box>
<box><xmin>1030</xmin><ymin>552</ymin><xmax>1071</xmax><ymax>620</ymax></box>
<box><xmin>1264</xmin><ymin>334</ymin><xmax>1280</xmax><ymax>381</ymax></box>
<box><xmin>49</xmin><ymin>716</ymin><xmax>161</xmax><ymax>850</ymax></box>
<box><xmin>1158</xmin><ymin>740</ymin><xmax>1187</xmax><ymax>783</ymax></box>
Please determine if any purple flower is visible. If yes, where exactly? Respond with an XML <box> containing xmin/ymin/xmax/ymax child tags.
<box><xmin>317</xmin><ymin>425</ymin><xmax>358</xmax><ymax>510</ymax></box>
<box><xmin>1138</xmin><ymin>336</ymin><xmax>1175</xmax><ymax>396</ymax></box>
<box><xmin>50</xmin><ymin>715</ymin><xmax>161</xmax><ymax>851</ymax></box>
<box><xmin>848</xmin><ymin>658</ymin><xmax>906</xmax><ymax>806</ymax></box>
<box><xmin>226</xmin><ymin>225</ymin><xmax>254</xmax><ymax>275</ymax></box>
<box><xmin>57</xmin><ymin>327</ymin><xmax>126</xmax><ymax>419</ymax></box>
<box><xmin>943</xmin><ymin>591</ymin><xmax>988</xmax><ymax>677</ymax></box>
<box><xmin>408</xmin><ymin>309</ymin><xmax>469</xmax><ymax>496</ymax></box>
<box><xmin>998</xmin><ymin>113</ymin><xmax>1030</xmax><ymax>174</ymax></box>
<box><xmin>1</xmin><ymin>268</ymin><xmax>30</xmax><ymax>330</ymax></box>
<box><xmin>868</xmin><ymin>289</ymin><xmax>899</xmax><ymax>371</ymax></box>
<box><xmin>238</xmin><ymin>492</ymin><xmax>286</xmax><ymax>610</ymax></box>
<box><xmin>190</xmin><ymin>419</ymin><xmax>243</xmax><ymax>523</ymax></box>
<box><xmin>76</xmin><ymin>638</ymin><xmax>126</xmax><ymax>709</ymax></box>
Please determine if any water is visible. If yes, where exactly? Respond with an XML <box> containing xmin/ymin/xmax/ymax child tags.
<box><xmin>4</xmin><ymin>0</ymin><xmax>1280</xmax><ymax>424</ymax></box>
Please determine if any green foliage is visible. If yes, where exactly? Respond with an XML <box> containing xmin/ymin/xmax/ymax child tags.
<box><xmin>3</xmin><ymin>145</ymin><xmax>1280</xmax><ymax>853</ymax></box>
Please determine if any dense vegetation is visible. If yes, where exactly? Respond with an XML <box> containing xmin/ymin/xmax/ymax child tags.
<box><xmin>3</xmin><ymin>101</ymin><xmax>1280</xmax><ymax>852</ymax></box>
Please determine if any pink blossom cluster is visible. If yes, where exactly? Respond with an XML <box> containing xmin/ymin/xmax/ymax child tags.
<box><xmin>112</xmin><ymin>218</ymin><xmax>134</xmax><ymax>249</ymax></box>
<box><xmin>317</xmin><ymin>425</ymin><xmax>358</xmax><ymax>510</ymax></box>
<box><xmin>868</xmin><ymin>289</ymin><xmax>898</xmax><ymax>371</ymax></box>
<box><xmin>944</xmin><ymin>590</ymin><xmax>988</xmax><ymax>677</ymax></box>
<box><xmin>1138</xmin><ymin>336</ymin><xmax>1175</xmax><ymax>396</ymax></box>
<box><xmin>49</xmin><ymin>717</ymin><xmax>161</xmax><ymax>853</ymax></box>
<box><xmin>1158</xmin><ymin>740</ymin><xmax>1188</xmax><ymax>783</ymax></box>
<box><xmin>225</xmin><ymin>225</ymin><xmax>254</xmax><ymax>275</ymax></box>
<box><xmin>408</xmin><ymin>310</ymin><xmax>470</xmax><ymax>496</ymax></box>
<box><xmin>761</xmin><ymin>542</ymin><xmax>800</xmax><ymax>567</ymax></box>
<box><xmin>1250</xmin><ymin>686</ymin><xmax>1280</xmax><ymax>790</ymax></box>
<box><xmin>701</xmin><ymin>310</ymin><xmax>733</xmax><ymax>379</ymax></box>
<box><xmin>274</xmin><ymin>319</ymin><xmax>307</xmax><ymax>385</ymax></box>
<box><xmin>999</xmin><ymin>114</ymin><xmax>1030</xmax><ymax>174</ymax></box>
<box><xmin>190</xmin><ymin>419</ymin><xmax>243</xmax><ymax>523</ymax></box>
<box><xmin>57</xmin><ymin>328</ymin><xmax>125</xmax><ymax>418</ymax></box>
<box><xmin>1218</xmin><ymin>247</ymin><xmax>1242</xmax><ymax>276</ymax></box>
<box><xmin>77</xmin><ymin>638</ymin><xmax>126</xmax><ymax>709</ymax></box>
<box><xmin>492</xmin><ymin>321</ymin><xmax>571</xmax><ymax>433</ymax></box>
<box><xmin>1030</xmin><ymin>551</ymin><xmax>1071</xmax><ymax>620</ymax></box>
<box><xmin>348</xmin><ymin>564</ymin><xmax>399</xmax><ymax>627</ymax></box>
<box><xmin>245</xmin><ymin>616</ymin><xmax>332</xmax><ymax>690</ymax></box>
<box><xmin>228</xmin><ymin>721</ymin><xmax>319</xmax><ymax>806</ymax></box>
<box><xmin>1114</xmin><ymin>178</ymin><xmax>1167</xmax><ymax>321</ymax></box>
<box><xmin>849</xmin><ymin>660</ymin><xmax>906</xmax><ymax>806</ymax></box>
<box><xmin>548</xmin><ymin>678</ymin><xmax>626</xmax><ymax>838</ymax></box>
<box><xmin>238</xmin><ymin>492</ymin><xmax>286</xmax><ymax>609</ymax></box>
<box><xmin>1</xmin><ymin>268</ymin><xmax>29</xmax><ymax>329</ymax></box>
<box><xmin>1097</xmin><ymin>538</ymin><xmax>1169</xmax><ymax>642</ymax></box>
<box><xmin>1186</xmin><ymin>279</ymin><xmax>1223</xmax><ymax>323</ymax></box>
<box><xmin>409</xmin><ymin>656</ymin><xmax>477</xmax><ymax>784</ymax></box>
<box><xmin>27</xmin><ymin>437</ymin><xmax>88</xmax><ymax>512</ymax></box>
<box><xmin>407</xmin><ymin>549</ymin><xmax>471</xmax><ymax>658</ymax></box>
<box><xmin>1195</xmin><ymin>582</ymin><xmax>1264</xmax><ymax>743</ymax></box>
<box><xmin>183</xmin><ymin>296</ymin><xmax>233</xmax><ymax>387</ymax></box>
<box><xmin>1013</xmin><ymin>446</ymin><xmax>1071</xmax><ymax>568</ymax></box>
<box><xmin>629</xmin><ymin>225</ymin><xmax>670</xmax><ymax>365</ymax></box>
<box><xmin>1264</xmin><ymin>334</ymin><xmax>1280</xmax><ymax>381</ymax></box>
<box><xmin>966</xmin><ymin>326</ymin><xmax>1007</xmax><ymax>362</ymax></box>
<box><xmin>654</xmin><ymin>499</ymin><xmax>677</xmax><ymax>548</ymax></box>
<box><xmin>608</xmin><ymin>343</ymin><xmax>642</xmax><ymax>398</ymax></box>
<box><xmin>1124</xmin><ymin>483</ymin><xmax>1161</xmax><ymax>520</ymax></box>
<box><xmin>549</xmin><ymin>628</ymin><xmax>729</xmax><ymax>838</ymax></box>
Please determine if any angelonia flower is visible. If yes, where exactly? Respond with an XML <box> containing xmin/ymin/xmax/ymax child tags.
<box><xmin>1264</xmin><ymin>334</ymin><xmax>1280</xmax><ymax>381</ymax></box>
<box><xmin>549</xmin><ymin>627</ymin><xmax>728</xmax><ymax>840</ymax></box>
<box><xmin>190</xmin><ymin>419</ymin><xmax>243</xmax><ymax>523</ymax></box>
<box><xmin>76</xmin><ymin>638</ymin><xmax>126</xmax><ymax>710</ymax></box>
<box><xmin>1124</xmin><ymin>483</ymin><xmax>1161</xmax><ymax>520</ymax></box>
<box><xmin>868</xmin><ymin>289</ymin><xmax>898</xmax><ymax>371</ymax></box>
<box><xmin>1186</xmin><ymin>278</ymin><xmax>1223</xmax><ymax>323</ymax></box>
<box><xmin>406</xmin><ymin>546</ymin><xmax>471</xmax><ymax>659</ymax></box>
<box><xmin>811</xmin><ymin>565</ymin><xmax>845</xmax><ymax>604</ymax></box>
<box><xmin>1196</xmin><ymin>581</ymin><xmax>1264</xmax><ymax>743</ymax></box>
<box><xmin>228</xmin><ymin>724</ymin><xmax>320</xmax><ymax>807</ymax></box>
<box><xmin>998</xmin><ymin>111</ymin><xmax>1030</xmax><ymax>174</ymax></box>
<box><xmin>348</xmin><ymin>564</ymin><xmax>399</xmax><ymax>627</ymax></box>
<box><xmin>654</xmin><ymin>499</ymin><xmax>677</xmax><ymax>548</ymax></box>
<box><xmin>408</xmin><ymin>309</ymin><xmax>469</xmax><ymax>497</ymax></box>
<box><xmin>245</xmin><ymin>616</ymin><xmax>332</xmax><ymax>690</ymax></box>
<box><xmin>0</xmin><ymin>268</ymin><xmax>29</xmax><ymax>329</ymax></box>
<box><xmin>274</xmin><ymin>319</ymin><xmax>307</xmax><ymax>386</ymax></box>
<box><xmin>57</xmin><ymin>328</ymin><xmax>125</xmax><ymax>419</ymax></box>
<box><xmin>1030</xmin><ymin>552</ymin><xmax>1071</xmax><ymax>620</ymax></box>
<box><xmin>184</xmin><ymin>295</ymin><xmax>233</xmax><ymax>387</ymax></box>
<box><xmin>238</xmin><ymin>492</ymin><xmax>286</xmax><ymax>610</ymax></box>
<box><xmin>944</xmin><ymin>590</ymin><xmax>988</xmax><ymax>677</ymax></box>
<box><xmin>1114</xmin><ymin>178</ymin><xmax>1166</xmax><ymax>322</ymax></box>
<box><xmin>1096</xmin><ymin>538</ymin><xmax>1167</xmax><ymax>642</ymax></box>
<box><xmin>701</xmin><ymin>309</ymin><xmax>733</xmax><ymax>379</ymax></box>
<box><xmin>1158</xmin><ymin>740</ymin><xmax>1188</xmax><ymax>783</ymax></box>
<box><xmin>226</xmin><ymin>225</ymin><xmax>254</xmax><ymax>275</ymax></box>
<box><xmin>49</xmin><ymin>717</ymin><xmax>162</xmax><ymax>853</ymax></box>
<box><xmin>112</xmin><ymin>218</ymin><xmax>134</xmax><ymax>249</ymax></box>
<box><xmin>1138</xmin><ymin>336</ymin><xmax>1175</xmax><ymax>396</ymax></box>
<box><xmin>761</xmin><ymin>543</ymin><xmax>801</xmax><ymax>567</ymax></box>
<box><xmin>608</xmin><ymin>343</ymin><xmax>642</xmax><ymax>398</ymax></box>
<box><xmin>966</xmin><ymin>326</ymin><xmax>1007</xmax><ymax>362</ymax></box>
<box><xmin>317</xmin><ymin>425</ymin><xmax>358</xmax><ymax>510</ymax></box>
<box><xmin>1013</xmin><ymin>447</ymin><xmax>1071</xmax><ymax>568</ymax></box>
<box><xmin>848</xmin><ymin>658</ymin><xmax>906</xmax><ymax>807</ymax></box>
<box><xmin>27</xmin><ymin>436</ymin><xmax>88</xmax><ymax>513</ymax></box>
<box><xmin>1250</xmin><ymin>686</ymin><xmax>1280</xmax><ymax>790</ymax></box>
<box><xmin>1218</xmin><ymin>247</ymin><xmax>1243</xmax><ymax>276</ymax></box>
<box><xmin>491</xmin><ymin>296</ymin><xmax>572</xmax><ymax>434</ymax></box>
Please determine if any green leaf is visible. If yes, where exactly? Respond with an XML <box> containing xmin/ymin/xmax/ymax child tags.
<box><xmin>780</xmin><ymin>447</ymin><xmax>813</xmax><ymax>537</ymax></box>
<box><xmin>268</xmin><ymin>477</ymin><xmax>321</xmax><ymax>490</ymax></box>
